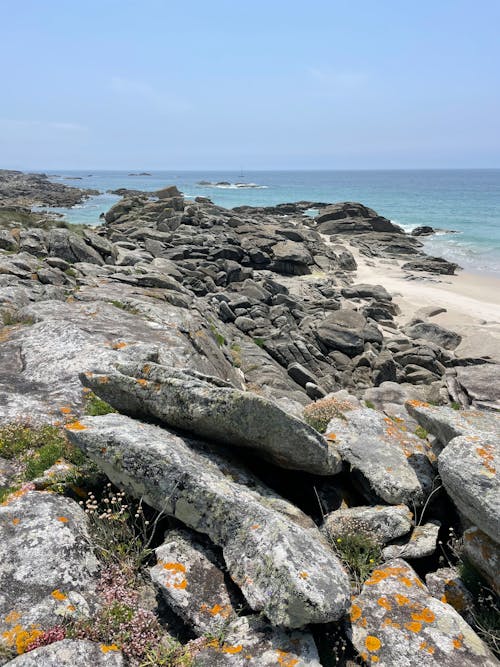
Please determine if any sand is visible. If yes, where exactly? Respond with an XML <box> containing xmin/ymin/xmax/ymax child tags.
<box><xmin>349</xmin><ymin>247</ymin><xmax>500</xmax><ymax>362</ymax></box>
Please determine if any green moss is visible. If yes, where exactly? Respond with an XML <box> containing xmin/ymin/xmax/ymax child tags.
<box><xmin>109</xmin><ymin>300</ymin><xmax>140</xmax><ymax>315</ymax></box>
<box><xmin>365</xmin><ymin>400</ymin><xmax>376</xmax><ymax>409</ymax></box>
<box><xmin>415</xmin><ymin>425</ymin><xmax>428</xmax><ymax>439</ymax></box>
<box><xmin>451</xmin><ymin>401</ymin><xmax>461</xmax><ymax>410</ymax></box>
<box><xmin>209</xmin><ymin>322</ymin><xmax>226</xmax><ymax>347</ymax></box>
<box><xmin>253</xmin><ymin>337</ymin><xmax>265</xmax><ymax>348</ymax></box>
<box><xmin>1</xmin><ymin>310</ymin><xmax>34</xmax><ymax>326</ymax></box>
<box><xmin>84</xmin><ymin>392</ymin><xmax>117</xmax><ymax>416</ymax></box>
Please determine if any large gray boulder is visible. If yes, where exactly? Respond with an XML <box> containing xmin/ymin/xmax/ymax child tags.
<box><xmin>66</xmin><ymin>414</ymin><xmax>351</xmax><ymax>628</ymax></box>
<box><xmin>0</xmin><ymin>492</ymin><xmax>99</xmax><ymax>656</ymax></box>
<box><xmin>350</xmin><ymin>559</ymin><xmax>498</xmax><ymax>666</ymax></box>
<box><xmin>4</xmin><ymin>640</ymin><xmax>124</xmax><ymax>666</ymax></box>
<box><xmin>404</xmin><ymin>321</ymin><xmax>462</xmax><ymax>350</ymax></box>
<box><xmin>322</xmin><ymin>505</ymin><xmax>413</xmax><ymax>546</ymax></box>
<box><xmin>80</xmin><ymin>362</ymin><xmax>341</xmax><ymax>475</ymax></box>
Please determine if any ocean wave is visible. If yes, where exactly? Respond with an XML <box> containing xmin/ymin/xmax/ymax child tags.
<box><xmin>197</xmin><ymin>181</ymin><xmax>268</xmax><ymax>190</ymax></box>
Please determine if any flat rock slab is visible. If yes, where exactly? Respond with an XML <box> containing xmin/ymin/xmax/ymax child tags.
<box><xmin>350</xmin><ymin>559</ymin><xmax>498</xmax><ymax>666</ymax></box>
<box><xmin>382</xmin><ymin>521</ymin><xmax>441</xmax><ymax>560</ymax></box>
<box><xmin>406</xmin><ymin>403</ymin><xmax>500</xmax><ymax>543</ymax></box>
<box><xmin>326</xmin><ymin>407</ymin><xmax>435</xmax><ymax>506</ymax></box>
<box><xmin>80</xmin><ymin>362</ymin><xmax>341</xmax><ymax>475</ymax></box>
<box><xmin>4</xmin><ymin>640</ymin><xmax>124</xmax><ymax>666</ymax></box>
<box><xmin>66</xmin><ymin>414</ymin><xmax>350</xmax><ymax>628</ymax></box>
<box><xmin>193</xmin><ymin>616</ymin><xmax>321</xmax><ymax>666</ymax></box>
<box><xmin>322</xmin><ymin>505</ymin><xmax>413</xmax><ymax>547</ymax></box>
<box><xmin>150</xmin><ymin>529</ymin><xmax>237</xmax><ymax>635</ymax></box>
<box><xmin>0</xmin><ymin>491</ymin><xmax>99</xmax><ymax>655</ymax></box>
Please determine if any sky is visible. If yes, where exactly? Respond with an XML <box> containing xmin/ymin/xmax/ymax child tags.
<box><xmin>1</xmin><ymin>0</ymin><xmax>499</xmax><ymax>170</ymax></box>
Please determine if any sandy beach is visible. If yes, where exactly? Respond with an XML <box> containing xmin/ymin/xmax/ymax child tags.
<box><xmin>349</xmin><ymin>246</ymin><xmax>500</xmax><ymax>362</ymax></box>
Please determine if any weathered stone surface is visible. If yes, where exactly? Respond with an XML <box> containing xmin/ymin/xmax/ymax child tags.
<box><xmin>463</xmin><ymin>527</ymin><xmax>500</xmax><ymax>594</ymax></box>
<box><xmin>80</xmin><ymin>362</ymin><xmax>341</xmax><ymax>475</ymax></box>
<box><xmin>382</xmin><ymin>521</ymin><xmax>441</xmax><ymax>560</ymax></box>
<box><xmin>322</xmin><ymin>505</ymin><xmax>413</xmax><ymax>546</ymax></box>
<box><xmin>404</xmin><ymin>322</ymin><xmax>462</xmax><ymax>350</ymax></box>
<box><xmin>150</xmin><ymin>529</ymin><xmax>237</xmax><ymax>635</ymax></box>
<box><xmin>326</xmin><ymin>407</ymin><xmax>435</xmax><ymax>505</ymax></box>
<box><xmin>194</xmin><ymin>616</ymin><xmax>321</xmax><ymax>666</ymax></box>
<box><xmin>350</xmin><ymin>559</ymin><xmax>498</xmax><ymax>666</ymax></box>
<box><xmin>425</xmin><ymin>567</ymin><xmax>474</xmax><ymax>620</ymax></box>
<box><xmin>0</xmin><ymin>491</ymin><xmax>98</xmax><ymax>655</ymax></box>
<box><xmin>67</xmin><ymin>414</ymin><xmax>351</xmax><ymax>627</ymax></box>
<box><xmin>4</xmin><ymin>640</ymin><xmax>125</xmax><ymax>666</ymax></box>
<box><xmin>455</xmin><ymin>364</ymin><xmax>500</xmax><ymax>411</ymax></box>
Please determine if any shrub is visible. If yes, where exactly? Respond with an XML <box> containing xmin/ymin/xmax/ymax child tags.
<box><xmin>415</xmin><ymin>425</ymin><xmax>428</xmax><ymax>440</ymax></box>
<box><xmin>303</xmin><ymin>397</ymin><xmax>353</xmax><ymax>433</ymax></box>
<box><xmin>329</xmin><ymin>531</ymin><xmax>381</xmax><ymax>592</ymax></box>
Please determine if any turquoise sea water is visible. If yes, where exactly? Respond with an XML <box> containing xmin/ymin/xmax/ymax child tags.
<box><xmin>43</xmin><ymin>170</ymin><xmax>500</xmax><ymax>277</ymax></box>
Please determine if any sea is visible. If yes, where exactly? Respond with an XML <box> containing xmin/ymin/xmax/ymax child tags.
<box><xmin>41</xmin><ymin>169</ymin><xmax>500</xmax><ymax>277</ymax></box>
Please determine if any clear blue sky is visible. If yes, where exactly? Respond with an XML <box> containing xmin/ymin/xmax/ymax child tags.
<box><xmin>1</xmin><ymin>0</ymin><xmax>499</xmax><ymax>170</ymax></box>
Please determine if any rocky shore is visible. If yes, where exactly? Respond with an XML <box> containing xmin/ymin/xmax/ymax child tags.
<box><xmin>0</xmin><ymin>180</ymin><xmax>498</xmax><ymax>665</ymax></box>
<box><xmin>0</xmin><ymin>170</ymin><xmax>99</xmax><ymax>209</ymax></box>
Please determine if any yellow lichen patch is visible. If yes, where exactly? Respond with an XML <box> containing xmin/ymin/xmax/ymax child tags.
<box><xmin>4</xmin><ymin>611</ymin><xmax>21</xmax><ymax>624</ymax></box>
<box><xmin>411</xmin><ymin>608</ymin><xmax>435</xmax><ymax>624</ymax></box>
<box><xmin>136</xmin><ymin>378</ymin><xmax>149</xmax><ymax>387</ymax></box>
<box><xmin>453</xmin><ymin>633</ymin><xmax>464</xmax><ymax>649</ymax></box>
<box><xmin>65</xmin><ymin>420</ymin><xmax>87</xmax><ymax>431</ymax></box>
<box><xmin>67</xmin><ymin>605</ymin><xmax>76</xmax><ymax>612</ymax></box>
<box><xmin>365</xmin><ymin>636</ymin><xmax>382</xmax><ymax>652</ymax></box>
<box><xmin>350</xmin><ymin>603</ymin><xmax>362</xmax><ymax>622</ymax></box>
<box><xmin>51</xmin><ymin>589</ymin><xmax>67</xmax><ymax>601</ymax></box>
<box><xmin>2</xmin><ymin>624</ymin><xmax>43</xmax><ymax>654</ymax></box>
<box><xmin>377</xmin><ymin>597</ymin><xmax>392</xmax><ymax>611</ymax></box>
<box><xmin>56</xmin><ymin>516</ymin><xmax>69</xmax><ymax>523</ymax></box>
<box><xmin>405</xmin><ymin>621</ymin><xmax>422</xmax><ymax>633</ymax></box>
<box><xmin>59</xmin><ymin>406</ymin><xmax>73</xmax><ymax>415</ymax></box>
<box><xmin>476</xmin><ymin>445</ymin><xmax>496</xmax><ymax>475</ymax></box>
<box><xmin>112</xmin><ymin>341</ymin><xmax>128</xmax><ymax>350</ymax></box>
<box><xmin>299</xmin><ymin>571</ymin><xmax>309</xmax><ymax>579</ymax></box>
<box><xmin>222</xmin><ymin>645</ymin><xmax>243</xmax><ymax>655</ymax></box>
<box><xmin>276</xmin><ymin>650</ymin><xmax>299</xmax><ymax>666</ymax></box>
<box><xmin>100</xmin><ymin>644</ymin><xmax>120</xmax><ymax>653</ymax></box>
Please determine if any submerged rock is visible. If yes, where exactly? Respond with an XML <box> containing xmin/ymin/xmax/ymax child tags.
<box><xmin>66</xmin><ymin>414</ymin><xmax>351</xmax><ymax>628</ymax></box>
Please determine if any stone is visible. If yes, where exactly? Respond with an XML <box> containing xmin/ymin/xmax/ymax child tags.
<box><xmin>150</xmin><ymin>529</ymin><xmax>236</xmax><ymax>635</ymax></box>
<box><xmin>0</xmin><ymin>491</ymin><xmax>99</xmax><ymax>655</ymax></box>
<box><xmin>455</xmin><ymin>364</ymin><xmax>500</xmax><ymax>411</ymax></box>
<box><xmin>425</xmin><ymin>567</ymin><xmax>474</xmax><ymax>620</ymax></box>
<box><xmin>462</xmin><ymin>527</ymin><xmax>499</xmax><ymax>594</ymax></box>
<box><xmin>404</xmin><ymin>322</ymin><xmax>462</xmax><ymax>350</ymax></box>
<box><xmin>3</xmin><ymin>640</ymin><xmax>125</xmax><ymax>666</ymax></box>
<box><xmin>382</xmin><ymin>521</ymin><xmax>441</xmax><ymax>560</ymax></box>
<box><xmin>80</xmin><ymin>362</ymin><xmax>341</xmax><ymax>475</ymax></box>
<box><xmin>271</xmin><ymin>241</ymin><xmax>313</xmax><ymax>275</ymax></box>
<box><xmin>66</xmin><ymin>414</ymin><xmax>351</xmax><ymax>627</ymax></box>
<box><xmin>193</xmin><ymin>616</ymin><xmax>321</xmax><ymax>666</ymax></box>
<box><xmin>326</xmin><ymin>407</ymin><xmax>435</xmax><ymax>505</ymax></box>
<box><xmin>349</xmin><ymin>559</ymin><xmax>498</xmax><ymax>666</ymax></box>
<box><xmin>322</xmin><ymin>505</ymin><xmax>413</xmax><ymax>547</ymax></box>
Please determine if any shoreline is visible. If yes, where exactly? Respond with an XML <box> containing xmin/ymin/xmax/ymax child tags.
<box><xmin>348</xmin><ymin>246</ymin><xmax>500</xmax><ymax>362</ymax></box>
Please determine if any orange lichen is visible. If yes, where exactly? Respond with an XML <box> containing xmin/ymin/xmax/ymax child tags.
<box><xmin>411</xmin><ymin>608</ymin><xmax>435</xmax><ymax>624</ymax></box>
<box><xmin>365</xmin><ymin>636</ymin><xmax>381</xmax><ymax>652</ymax></box>
<box><xmin>1</xmin><ymin>486</ymin><xmax>33</xmax><ymax>506</ymax></box>
<box><xmin>382</xmin><ymin>618</ymin><xmax>401</xmax><ymax>629</ymax></box>
<box><xmin>67</xmin><ymin>605</ymin><xmax>76</xmax><ymax>612</ymax></box>
<box><xmin>59</xmin><ymin>406</ymin><xmax>72</xmax><ymax>415</ymax></box>
<box><xmin>112</xmin><ymin>341</ymin><xmax>128</xmax><ymax>349</ymax></box>
<box><xmin>142</xmin><ymin>364</ymin><xmax>151</xmax><ymax>374</ymax></box>
<box><xmin>161</xmin><ymin>561</ymin><xmax>187</xmax><ymax>590</ymax></box>
<box><xmin>100</xmin><ymin>644</ymin><xmax>120</xmax><ymax>653</ymax></box>
<box><xmin>51</xmin><ymin>590</ymin><xmax>67</xmax><ymax>601</ymax></box>
<box><xmin>350</xmin><ymin>603</ymin><xmax>362</xmax><ymax>622</ymax></box>
<box><xmin>5</xmin><ymin>611</ymin><xmax>21</xmax><ymax>624</ymax></box>
<box><xmin>299</xmin><ymin>571</ymin><xmax>309</xmax><ymax>579</ymax></box>
<box><xmin>276</xmin><ymin>650</ymin><xmax>299</xmax><ymax>666</ymax></box>
<box><xmin>222</xmin><ymin>645</ymin><xmax>243</xmax><ymax>655</ymax></box>
<box><xmin>419</xmin><ymin>641</ymin><xmax>435</xmax><ymax>655</ymax></box>
<box><xmin>11</xmin><ymin>518</ymin><xmax>20</xmax><ymax>526</ymax></box>
<box><xmin>377</xmin><ymin>597</ymin><xmax>392</xmax><ymax>611</ymax></box>
<box><xmin>65</xmin><ymin>420</ymin><xmax>87</xmax><ymax>431</ymax></box>
<box><xmin>2</xmin><ymin>624</ymin><xmax>43</xmax><ymax>654</ymax></box>
<box><xmin>476</xmin><ymin>445</ymin><xmax>496</xmax><ymax>475</ymax></box>
<box><xmin>453</xmin><ymin>633</ymin><xmax>464</xmax><ymax>649</ymax></box>
<box><xmin>394</xmin><ymin>594</ymin><xmax>410</xmax><ymax>606</ymax></box>
<box><xmin>325</xmin><ymin>432</ymin><xmax>337</xmax><ymax>441</ymax></box>
<box><xmin>98</xmin><ymin>376</ymin><xmax>109</xmax><ymax>384</ymax></box>
<box><xmin>405</xmin><ymin>621</ymin><xmax>422</xmax><ymax>633</ymax></box>
<box><xmin>136</xmin><ymin>378</ymin><xmax>148</xmax><ymax>387</ymax></box>
<box><xmin>407</xmin><ymin>400</ymin><xmax>430</xmax><ymax>408</ymax></box>
<box><xmin>56</xmin><ymin>516</ymin><xmax>69</xmax><ymax>523</ymax></box>
<box><xmin>250</xmin><ymin>524</ymin><xmax>260</xmax><ymax>530</ymax></box>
